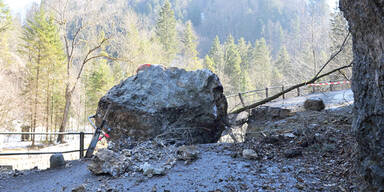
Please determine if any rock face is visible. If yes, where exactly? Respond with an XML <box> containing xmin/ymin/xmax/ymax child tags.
<box><xmin>95</xmin><ymin>65</ymin><xmax>227</xmax><ymax>148</ymax></box>
<box><xmin>304</xmin><ymin>98</ymin><xmax>325</xmax><ymax>111</ymax></box>
<box><xmin>340</xmin><ymin>0</ymin><xmax>384</xmax><ymax>190</ymax></box>
<box><xmin>49</xmin><ymin>153</ymin><xmax>65</xmax><ymax>169</ymax></box>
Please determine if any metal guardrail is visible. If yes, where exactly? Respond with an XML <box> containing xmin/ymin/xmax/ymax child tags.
<box><xmin>0</xmin><ymin>132</ymin><xmax>93</xmax><ymax>158</ymax></box>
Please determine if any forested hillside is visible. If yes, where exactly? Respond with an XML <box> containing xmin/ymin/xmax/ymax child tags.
<box><xmin>0</xmin><ymin>0</ymin><xmax>351</xmax><ymax>141</ymax></box>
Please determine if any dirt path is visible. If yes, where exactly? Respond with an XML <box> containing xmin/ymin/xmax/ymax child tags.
<box><xmin>0</xmin><ymin>146</ymin><xmax>333</xmax><ymax>192</ymax></box>
<box><xmin>0</xmin><ymin>160</ymin><xmax>94</xmax><ymax>192</ymax></box>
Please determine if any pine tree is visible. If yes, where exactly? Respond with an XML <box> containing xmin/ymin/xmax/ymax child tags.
<box><xmin>182</xmin><ymin>20</ymin><xmax>200</xmax><ymax>70</ymax></box>
<box><xmin>0</xmin><ymin>0</ymin><xmax>11</xmax><ymax>68</ymax></box>
<box><xmin>0</xmin><ymin>0</ymin><xmax>11</xmax><ymax>33</ymax></box>
<box><xmin>155</xmin><ymin>0</ymin><xmax>178</xmax><ymax>64</ymax></box>
<box><xmin>86</xmin><ymin>60</ymin><xmax>114</xmax><ymax>113</ymax></box>
<box><xmin>237</xmin><ymin>37</ymin><xmax>252</xmax><ymax>92</ymax></box>
<box><xmin>274</xmin><ymin>45</ymin><xmax>291</xmax><ymax>83</ymax></box>
<box><xmin>237</xmin><ymin>37</ymin><xmax>251</xmax><ymax>69</ymax></box>
<box><xmin>204</xmin><ymin>55</ymin><xmax>215</xmax><ymax>72</ymax></box>
<box><xmin>250</xmin><ymin>38</ymin><xmax>273</xmax><ymax>88</ymax></box>
<box><xmin>223</xmin><ymin>35</ymin><xmax>242</xmax><ymax>93</ymax></box>
<box><xmin>208</xmin><ymin>35</ymin><xmax>223</xmax><ymax>73</ymax></box>
<box><xmin>19</xmin><ymin>8</ymin><xmax>66</xmax><ymax>145</ymax></box>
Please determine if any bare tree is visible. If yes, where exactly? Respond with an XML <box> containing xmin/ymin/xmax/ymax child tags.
<box><xmin>46</xmin><ymin>0</ymin><xmax>111</xmax><ymax>143</ymax></box>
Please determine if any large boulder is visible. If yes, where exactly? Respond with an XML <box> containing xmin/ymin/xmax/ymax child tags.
<box><xmin>49</xmin><ymin>153</ymin><xmax>65</xmax><ymax>169</ymax></box>
<box><xmin>340</xmin><ymin>0</ymin><xmax>384</xmax><ymax>190</ymax></box>
<box><xmin>304</xmin><ymin>98</ymin><xmax>325</xmax><ymax>111</ymax></box>
<box><xmin>95</xmin><ymin>65</ymin><xmax>228</xmax><ymax>149</ymax></box>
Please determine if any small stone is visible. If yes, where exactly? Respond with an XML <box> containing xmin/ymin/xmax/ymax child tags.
<box><xmin>283</xmin><ymin>133</ymin><xmax>295</xmax><ymax>139</ymax></box>
<box><xmin>50</xmin><ymin>153</ymin><xmax>65</xmax><ymax>169</ymax></box>
<box><xmin>264</xmin><ymin>135</ymin><xmax>281</xmax><ymax>144</ymax></box>
<box><xmin>176</xmin><ymin>145</ymin><xmax>199</xmax><ymax>161</ymax></box>
<box><xmin>121</xmin><ymin>149</ymin><xmax>132</xmax><ymax>157</ymax></box>
<box><xmin>284</xmin><ymin>148</ymin><xmax>302</xmax><ymax>158</ymax></box>
<box><xmin>152</xmin><ymin>185</ymin><xmax>157</xmax><ymax>192</ymax></box>
<box><xmin>140</xmin><ymin>162</ymin><xmax>165</xmax><ymax>177</ymax></box>
<box><xmin>153</xmin><ymin>167</ymin><xmax>165</xmax><ymax>175</ymax></box>
<box><xmin>72</xmin><ymin>184</ymin><xmax>86</xmax><ymax>192</ymax></box>
<box><xmin>242</xmin><ymin>149</ymin><xmax>260</xmax><ymax>160</ymax></box>
<box><xmin>322</xmin><ymin>143</ymin><xmax>336</xmax><ymax>153</ymax></box>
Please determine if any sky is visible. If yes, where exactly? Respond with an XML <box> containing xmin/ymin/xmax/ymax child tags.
<box><xmin>4</xmin><ymin>0</ymin><xmax>40</xmax><ymax>17</ymax></box>
<box><xmin>4</xmin><ymin>0</ymin><xmax>339</xmax><ymax>17</ymax></box>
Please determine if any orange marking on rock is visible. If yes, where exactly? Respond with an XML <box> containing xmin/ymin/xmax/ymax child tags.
<box><xmin>136</xmin><ymin>64</ymin><xmax>152</xmax><ymax>73</ymax></box>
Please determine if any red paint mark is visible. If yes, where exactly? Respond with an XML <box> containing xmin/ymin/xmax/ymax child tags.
<box><xmin>136</xmin><ymin>64</ymin><xmax>152</xmax><ymax>73</ymax></box>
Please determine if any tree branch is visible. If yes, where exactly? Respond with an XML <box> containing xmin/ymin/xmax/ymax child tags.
<box><xmin>315</xmin><ymin>32</ymin><xmax>351</xmax><ymax>78</ymax></box>
<box><xmin>70</xmin><ymin>37</ymin><xmax>109</xmax><ymax>93</ymax></box>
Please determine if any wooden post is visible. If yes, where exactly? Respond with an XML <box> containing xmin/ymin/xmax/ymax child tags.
<box><xmin>282</xmin><ymin>86</ymin><xmax>285</xmax><ymax>99</ymax></box>
<box><xmin>238</xmin><ymin>93</ymin><xmax>246</xmax><ymax>107</ymax></box>
<box><xmin>297</xmin><ymin>87</ymin><xmax>300</xmax><ymax>96</ymax></box>
<box><xmin>265</xmin><ymin>87</ymin><xmax>269</xmax><ymax>98</ymax></box>
<box><xmin>330</xmin><ymin>84</ymin><xmax>334</xmax><ymax>91</ymax></box>
<box><xmin>79</xmin><ymin>132</ymin><xmax>84</xmax><ymax>159</ymax></box>
<box><xmin>312</xmin><ymin>86</ymin><xmax>315</xmax><ymax>93</ymax></box>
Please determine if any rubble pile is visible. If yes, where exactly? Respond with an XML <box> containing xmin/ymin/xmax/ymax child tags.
<box><xmin>231</xmin><ymin>105</ymin><xmax>362</xmax><ymax>190</ymax></box>
<box><xmin>220</xmin><ymin>106</ymin><xmax>294</xmax><ymax>143</ymax></box>
<box><xmin>88</xmin><ymin>139</ymin><xmax>200</xmax><ymax>177</ymax></box>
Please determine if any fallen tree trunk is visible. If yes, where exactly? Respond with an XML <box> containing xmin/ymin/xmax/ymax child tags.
<box><xmin>231</xmin><ymin>62</ymin><xmax>352</xmax><ymax>114</ymax></box>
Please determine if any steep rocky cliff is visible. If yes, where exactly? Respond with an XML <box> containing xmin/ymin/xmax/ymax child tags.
<box><xmin>340</xmin><ymin>0</ymin><xmax>384</xmax><ymax>190</ymax></box>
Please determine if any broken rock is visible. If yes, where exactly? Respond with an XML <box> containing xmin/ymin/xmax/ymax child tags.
<box><xmin>88</xmin><ymin>149</ymin><xmax>129</xmax><ymax>177</ymax></box>
<box><xmin>249</xmin><ymin>107</ymin><xmax>292</xmax><ymax>122</ymax></box>
<box><xmin>95</xmin><ymin>65</ymin><xmax>228</xmax><ymax>148</ymax></box>
<box><xmin>304</xmin><ymin>98</ymin><xmax>325</xmax><ymax>111</ymax></box>
<box><xmin>242</xmin><ymin>149</ymin><xmax>260</xmax><ymax>160</ymax></box>
<box><xmin>176</xmin><ymin>145</ymin><xmax>199</xmax><ymax>161</ymax></box>
<box><xmin>284</xmin><ymin>148</ymin><xmax>303</xmax><ymax>158</ymax></box>
<box><xmin>140</xmin><ymin>162</ymin><xmax>166</xmax><ymax>177</ymax></box>
<box><xmin>219</xmin><ymin>123</ymin><xmax>248</xmax><ymax>143</ymax></box>
<box><xmin>71</xmin><ymin>184</ymin><xmax>86</xmax><ymax>192</ymax></box>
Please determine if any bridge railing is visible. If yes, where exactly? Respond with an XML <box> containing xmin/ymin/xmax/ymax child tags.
<box><xmin>0</xmin><ymin>132</ymin><xmax>93</xmax><ymax>159</ymax></box>
<box><xmin>226</xmin><ymin>80</ymin><xmax>351</xmax><ymax>112</ymax></box>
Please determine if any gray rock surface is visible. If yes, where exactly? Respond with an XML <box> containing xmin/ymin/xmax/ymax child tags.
<box><xmin>71</xmin><ymin>184</ymin><xmax>86</xmax><ymax>192</ymax></box>
<box><xmin>219</xmin><ymin>123</ymin><xmax>247</xmax><ymax>143</ymax></box>
<box><xmin>95</xmin><ymin>65</ymin><xmax>227</xmax><ymax>148</ymax></box>
<box><xmin>50</xmin><ymin>153</ymin><xmax>65</xmax><ymax>169</ymax></box>
<box><xmin>140</xmin><ymin>162</ymin><xmax>166</xmax><ymax>177</ymax></box>
<box><xmin>242</xmin><ymin>149</ymin><xmax>260</xmax><ymax>160</ymax></box>
<box><xmin>340</xmin><ymin>0</ymin><xmax>384</xmax><ymax>190</ymax></box>
<box><xmin>176</xmin><ymin>145</ymin><xmax>199</xmax><ymax>161</ymax></box>
<box><xmin>249</xmin><ymin>106</ymin><xmax>292</xmax><ymax>122</ymax></box>
<box><xmin>304</xmin><ymin>98</ymin><xmax>325</xmax><ymax>111</ymax></box>
<box><xmin>87</xmin><ymin>149</ymin><xmax>129</xmax><ymax>177</ymax></box>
